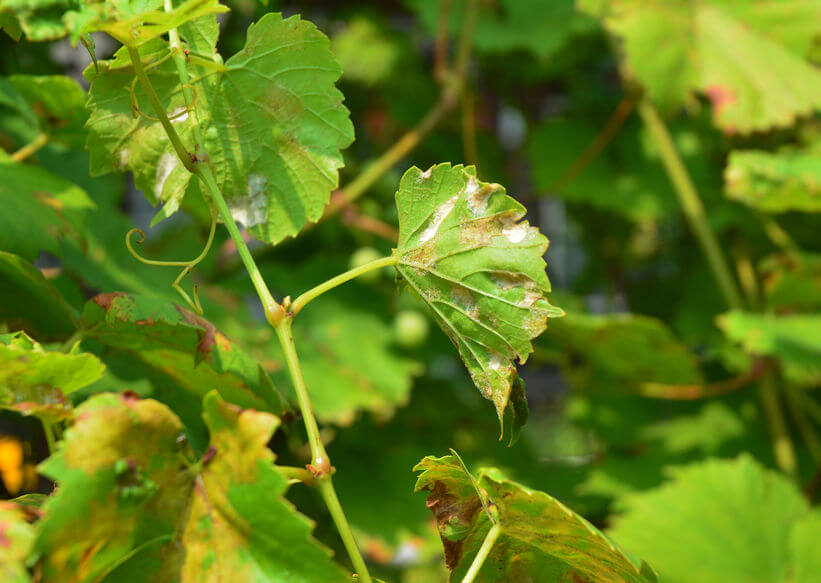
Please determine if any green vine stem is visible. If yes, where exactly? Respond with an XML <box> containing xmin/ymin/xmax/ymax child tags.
<box><xmin>10</xmin><ymin>132</ymin><xmax>48</xmax><ymax>162</ymax></box>
<box><xmin>783</xmin><ymin>383</ymin><xmax>821</xmax><ymax>463</ymax></box>
<box><xmin>290</xmin><ymin>255</ymin><xmax>398</xmax><ymax>315</ymax></box>
<box><xmin>636</xmin><ymin>98</ymin><xmax>743</xmax><ymax>310</ymax></box>
<box><xmin>462</xmin><ymin>523</ymin><xmax>501</xmax><ymax>583</ymax></box>
<box><xmin>759</xmin><ymin>368</ymin><xmax>798</xmax><ymax>477</ymax></box>
<box><xmin>275</xmin><ymin>318</ymin><xmax>373</xmax><ymax>583</ymax></box>
<box><xmin>42</xmin><ymin>419</ymin><xmax>57</xmax><ymax>454</ymax></box>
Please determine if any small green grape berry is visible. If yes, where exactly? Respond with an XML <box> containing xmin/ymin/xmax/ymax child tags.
<box><xmin>349</xmin><ymin>247</ymin><xmax>383</xmax><ymax>283</ymax></box>
<box><xmin>394</xmin><ymin>310</ymin><xmax>429</xmax><ymax>348</ymax></box>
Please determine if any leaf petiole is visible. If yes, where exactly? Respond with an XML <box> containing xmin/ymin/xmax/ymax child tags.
<box><xmin>462</xmin><ymin>522</ymin><xmax>501</xmax><ymax>583</ymax></box>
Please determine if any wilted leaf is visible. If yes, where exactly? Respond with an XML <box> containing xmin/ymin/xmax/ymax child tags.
<box><xmin>34</xmin><ymin>391</ymin><xmax>349</xmax><ymax>582</ymax></box>
<box><xmin>589</xmin><ymin>0</ymin><xmax>821</xmax><ymax>132</ymax></box>
<box><xmin>0</xmin><ymin>330</ymin><xmax>104</xmax><ymax>420</ymax></box>
<box><xmin>717</xmin><ymin>310</ymin><xmax>821</xmax><ymax>384</ymax></box>
<box><xmin>80</xmin><ymin>293</ymin><xmax>291</xmax><ymax>431</ymax></box>
<box><xmin>65</xmin><ymin>0</ymin><xmax>227</xmax><ymax>45</ymax></box>
<box><xmin>0</xmin><ymin>163</ymin><xmax>95</xmax><ymax>261</ymax></box>
<box><xmin>608</xmin><ymin>455</ymin><xmax>815</xmax><ymax>583</ymax></box>
<box><xmin>85</xmin><ymin>12</ymin><xmax>354</xmax><ymax>242</ymax></box>
<box><xmin>414</xmin><ymin>454</ymin><xmax>655</xmax><ymax>582</ymax></box>
<box><xmin>725</xmin><ymin>145</ymin><xmax>821</xmax><ymax>212</ymax></box>
<box><xmin>0</xmin><ymin>251</ymin><xmax>77</xmax><ymax>341</ymax></box>
<box><xmin>0</xmin><ymin>501</ymin><xmax>35</xmax><ymax>583</ymax></box>
<box><xmin>392</xmin><ymin>164</ymin><xmax>562</xmax><ymax>441</ymax></box>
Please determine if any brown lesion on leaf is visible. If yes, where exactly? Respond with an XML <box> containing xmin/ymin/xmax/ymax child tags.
<box><xmin>91</xmin><ymin>291</ymin><xmax>129</xmax><ymax>311</ymax></box>
<box><xmin>421</xmin><ymin>480</ymin><xmax>482</xmax><ymax>570</ymax></box>
<box><xmin>175</xmin><ymin>305</ymin><xmax>218</xmax><ymax>360</ymax></box>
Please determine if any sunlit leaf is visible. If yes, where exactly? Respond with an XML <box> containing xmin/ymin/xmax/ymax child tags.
<box><xmin>0</xmin><ymin>501</ymin><xmax>35</xmax><ymax>583</ymax></box>
<box><xmin>65</xmin><ymin>0</ymin><xmax>227</xmax><ymax>45</ymax></box>
<box><xmin>725</xmin><ymin>145</ymin><xmax>821</xmax><ymax>212</ymax></box>
<box><xmin>414</xmin><ymin>454</ymin><xmax>655</xmax><ymax>582</ymax></box>
<box><xmin>588</xmin><ymin>0</ymin><xmax>821</xmax><ymax>132</ymax></box>
<box><xmin>791</xmin><ymin>511</ymin><xmax>821</xmax><ymax>583</ymax></box>
<box><xmin>0</xmin><ymin>330</ymin><xmax>103</xmax><ymax>421</ymax></box>
<box><xmin>0</xmin><ymin>163</ymin><xmax>95</xmax><ymax>261</ymax></box>
<box><xmin>608</xmin><ymin>455</ymin><xmax>814</xmax><ymax>583</ymax></box>
<box><xmin>80</xmin><ymin>293</ymin><xmax>291</xmax><ymax>432</ymax></box>
<box><xmin>717</xmin><ymin>310</ymin><xmax>821</xmax><ymax>385</ymax></box>
<box><xmin>0</xmin><ymin>251</ymin><xmax>77</xmax><ymax>341</ymax></box>
<box><xmin>84</xmin><ymin>12</ymin><xmax>354</xmax><ymax>242</ymax></box>
<box><xmin>392</xmin><ymin>164</ymin><xmax>562</xmax><ymax>442</ymax></box>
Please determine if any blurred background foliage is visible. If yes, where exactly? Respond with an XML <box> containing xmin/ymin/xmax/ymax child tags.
<box><xmin>1</xmin><ymin>1</ymin><xmax>820</xmax><ymax>581</ymax></box>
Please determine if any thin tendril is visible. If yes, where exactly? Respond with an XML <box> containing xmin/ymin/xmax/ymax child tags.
<box><xmin>125</xmin><ymin>211</ymin><xmax>217</xmax><ymax>314</ymax></box>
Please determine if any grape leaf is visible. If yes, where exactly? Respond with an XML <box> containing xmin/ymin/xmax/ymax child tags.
<box><xmin>608</xmin><ymin>455</ymin><xmax>814</xmax><ymax>583</ymax></box>
<box><xmin>80</xmin><ymin>293</ymin><xmax>291</xmax><ymax>424</ymax></box>
<box><xmin>0</xmin><ymin>162</ymin><xmax>96</xmax><ymax>261</ymax></box>
<box><xmin>791</xmin><ymin>511</ymin><xmax>821</xmax><ymax>583</ymax></box>
<box><xmin>414</xmin><ymin>454</ymin><xmax>656</xmax><ymax>582</ymax></box>
<box><xmin>0</xmin><ymin>330</ymin><xmax>103</xmax><ymax>421</ymax></box>
<box><xmin>0</xmin><ymin>251</ymin><xmax>77</xmax><ymax>341</ymax></box>
<box><xmin>760</xmin><ymin>252</ymin><xmax>821</xmax><ymax>312</ymax></box>
<box><xmin>392</xmin><ymin>164</ymin><xmax>563</xmax><ymax>442</ymax></box>
<box><xmin>84</xmin><ymin>12</ymin><xmax>354</xmax><ymax>242</ymax></box>
<box><xmin>0</xmin><ymin>501</ymin><xmax>34</xmax><ymax>583</ymax></box>
<box><xmin>178</xmin><ymin>391</ymin><xmax>350</xmax><ymax>582</ymax></box>
<box><xmin>725</xmin><ymin>145</ymin><xmax>821</xmax><ymax>212</ymax></box>
<box><xmin>588</xmin><ymin>0</ymin><xmax>821</xmax><ymax>132</ymax></box>
<box><xmin>0</xmin><ymin>0</ymin><xmax>73</xmax><ymax>41</ymax></box>
<box><xmin>6</xmin><ymin>75</ymin><xmax>87</xmax><ymax>149</ymax></box>
<box><xmin>34</xmin><ymin>391</ymin><xmax>349</xmax><ymax>582</ymax></box>
<box><xmin>717</xmin><ymin>310</ymin><xmax>821</xmax><ymax>385</ymax></box>
<box><xmin>65</xmin><ymin>0</ymin><xmax>227</xmax><ymax>45</ymax></box>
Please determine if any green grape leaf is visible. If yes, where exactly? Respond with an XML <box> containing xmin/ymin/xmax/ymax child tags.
<box><xmin>717</xmin><ymin>310</ymin><xmax>821</xmax><ymax>385</ymax></box>
<box><xmin>65</xmin><ymin>0</ymin><xmax>227</xmax><ymax>46</ymax></box>
<box><xmin>791</xmin><ymin>511</ymin><xmax>821</xmax><ymax>583</ymax></box>
<box><xmin>179</xmin><ymin>391</ymin><xmax>350</xmax><ymax>582</ymax></box>
<box><xmin>414</xmin><ymin>454</ymin><xmax>655</xmax><ymax>582</ymax></box>
<box><xmin>391</xmin><ymin>164</ymin><xmax>562</xmax><ymax>442</ymax></box>
<box><xmin>760</xmin><ymin>252</ymin><xmax>821</xmax><ymax>312</ymax></box>
<box><xmin>7</xmin><ymin>75</ymin><xmax>88</xmax><ymax>149</ymax></box>
<box><xmin>608</xmin><ymin>455</ymin><xmax>814</xmax><ymax>583</ymax></box>
<box><xmin>0</xmin><ymin>330</ymin><xmax>104</xmax><ymax>421</ymax></box>
<box><xmin>0</xmin><ymin>501</ymin><xmax>35</xmax><ymax>583</ymax></box>
<box><xmin>0</xmin><ymin>251</ymin><xmax>77</xmax><ymax>341</ymax></box>
<box><xmin>0</xmin><ymin>163</ymin><xmax>96</xmax><ymax>261</ymax></box>
<box><xmin>0</xmin><ymin>0</ymin><xmax>72</xmax><ymax>41</ymax></box>
<box><xmin>541</xmin><ymin>311</ymin><xmax>703</xmax><ymax>393</ymax></box>
<box><xmin>331</xmin><ymin>16</ymin><xmax>399</xmax><ymax>86</ymax></box>
<box><xmin>0</xmin><ymin>76</ymin><xmax>39</xmax><ymax>144</ymax></box>
<box><xmin>590</xmin><ymin>0</ymin><xmax>821</xmax><ymax>132</ymax></box>
<box><xmin>725</xmin><ymin>145</ymin><xmax>821</xmax><ymax>212</ymax></box>
<box><xmin>80</xmin><ymin>293</ymin><xmax>291</xmax><ymax>424</ymax></box>
<box><xmin>85</xmin><ymin>12</ymin><xmax>354</xmax><ymax>242</ymax></box>
<box><xmin>34</xmin><ymin>391</ymin><xmax>349</xmax><ymax>582</ymax></box>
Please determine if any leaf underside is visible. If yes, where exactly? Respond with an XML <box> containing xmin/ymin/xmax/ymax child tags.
<box><xmin>392</xmin><ymin>164</ymin><xmax>562</xmax><ymax>442</ymax></box>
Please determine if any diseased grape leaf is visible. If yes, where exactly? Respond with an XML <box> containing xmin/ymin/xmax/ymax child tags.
<box><xmin>34</xmin><ymin>391</ymin><xmax>349</xmax><ymax>582</ymax></box>
<box><xmin>64</xmin><ymin>0</ymin><xmax>226</xmax><ymax>45</ymax></box>
<box><xmin>608</xmin><ymin>455</ymin><xmax>815</xmax><ymax>583</ymax></box>
<box><xmin>414</xmin><ymin>454</ymin><xmax>656</xmax><ymax>582</ymax></box>
<box><xmin>725</xmin><ymin>145</ymin><xmax>821</xmax><ymax>212</ymax></box>
<box><xmin>0</xmin><ymin>163</ymin><xmax>96</xmax><ymax>261</ymax></box>
<box><xmin>0</xmin><ymin>251</ymin><xmax>77</xmax><ymax>341</ymax></box>
<box><xmin>587</xmin><ymin>0</ymin><xmax>821</xmax><ymax>132</ymax></box>
<box><xmin>80</xmin><ymin>293</ymin><xmax>291</xmax><ymax>426</ymax></box>
<box><xmin>391</xmin><ymin>164</ymin><xmax>562</xmax><ymax>442</ymax></box>
<box><xmin>0</xmin><ymin>330</ymin><xmax>104</xmax><ymax>421</ymax></box>
<box><xmin>717</xmin><ymin>310</ymin><xmax>821</xmax><ymax>385</ymax></box>
<box><xmin>0</xmin><ymin>501</ymin><xmax>35</xmax><ymax>583</ymax></box>
<box><xmin>760</xmin><ymin>252</ymin><xmax>821</xmax><ymax>312</ymax></box>
<box><xmin>85</xmin><ymin>12</ymin><xmax>354</xmax><ymax>242</ymax></box>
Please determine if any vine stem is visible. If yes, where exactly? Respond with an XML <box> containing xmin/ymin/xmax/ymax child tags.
<box><xmin>462</xmin><ymin>523</ymin><xmax>501</xmax><ymax>583</ymax></box>
<box><xmin>275</xmin><ymin>318</ymin><xmax>372</xmax><ymax>583</ymax></box>
<box><xmin>42</xmin><ymin>419</ymin><xmax>57</xmax><ymax>454</ymax></box>
<box><xmin>11</xmin><ymin>132</ymin><xmax>48</xmax><ymax>162</ymax></box>
<box><xmin>290</xmin><ymin>255</ymin><xmax>398</xmax><ymax>315</ymax></box>
<box><xmin>759</xmin><ymin>369</ymin><xmax>798</xmax><ymax>477</ymax></box>
<box><xmin>636</xmin><ymin>98</ymin><xmax>743</xmax><ymax>310</ymax></box>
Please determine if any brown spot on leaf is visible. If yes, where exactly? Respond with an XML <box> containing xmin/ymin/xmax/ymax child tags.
<box><xmin>202</xmin><ymin>445</ymin><xmax>217</xmax><ymax>466</ymax></box>
<box><xmin>92</xmin><ymin>292</ymin><xmax>128</xmax><ymax>311</ymax></box>
<box><xmin>704</xmin><ymin>85</ymin><xmax>737</xmax><ymax>131</ymax></box>
<box><xmin>422</xmin><ymin>480</ymin><xmax>482</xmax><ymax>570</ymax></box>
<box><xmin>121</xmin><ymin>390</ymin><xmax>140</xmax><ymax>404</ymax></box>
<box><xmin>175</xmin><ymin>305</ymin><xmax>218</xmax><ymax>360</ymax></box>
<box><xmin>0</xmin><ymin>525</ymin><xmax>9</xmax><ymax>548</ymax></box>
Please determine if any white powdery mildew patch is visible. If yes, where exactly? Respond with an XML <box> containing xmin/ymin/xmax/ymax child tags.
<box><xmin>154</xmin><ymin>152</ymin><xmax>179</xmax><ymax>199</ymax></box>
<box><xmin>516</xmin><ymin>290</ymin><xmax>543</xmax><ymax>309</ymax></box>
<box><xmin>502</xmin><ymin>218</ymin><xmax>529</xmax><ymax>243</ymax></box>
<box><xmin>419</xmin><ymin>167</ymin><xmax>433</xmax><ymax>180</ymax></box>
<box><xmin>488</xmin><ymin>351</ymin><xmax>506</xmax><ymax>371</ymax></box>
<box><xmin>419</xmin><ymin>193</ymin><xmax>459</xmax><ymax>243</ymax></box>
<box><xmin>465</xmin><ymin>175</ymin><xmax>489</xmax><ymax>215</ymax></box>
<box><xmin>452</xmin><ymin>286</ymin><xmax>478</xmax><ymax>317</ymax></box>
<box><xmin>229</xmin><ymin>173</ymin><xmax>268</xmax><ymax>228</ymax></box>
<box><xmin>118</xmin><ymin>148</ymin><xmax>131</xmax><ymax>169</ymax></box>
<box><xmin>169</xmin><ymin>106</ymin><xmax>189</xmax><ymax>123</ymax></box>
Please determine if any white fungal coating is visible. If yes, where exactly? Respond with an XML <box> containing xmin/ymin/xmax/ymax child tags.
<box><xmin>169</xmin><ymin>106</ymin><xmax>189</xmax><ymax>123</ymax></box>
<box><xmin>229</xmin><ymin>173</ymin><xmax>268</xmax><ymax>228</ymax></box>
<box><xmin>118</xmin><ymin>148</ymin><xmax>131</xmax><ymax>169</ymax></box>
<box><xmin>502</xmin><ymin>220</ymin><xmax>529</xmax><ymax>243</ymax></box>
<box><xmin>154</xmin><ymin>152</ymin><xmax>179</xmax><ymax>199</ymax></box>
<box><xmin>419</xmin><ymin>193</ymin><xmax>459</xmax><ymax>243</ymax></box>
